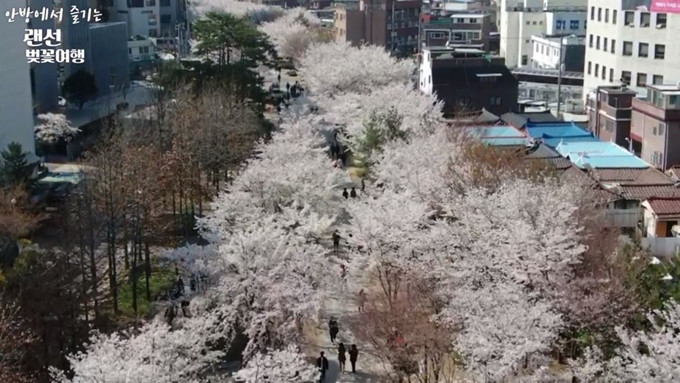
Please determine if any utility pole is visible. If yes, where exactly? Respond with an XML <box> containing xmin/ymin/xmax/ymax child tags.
<box><xmin>556</xmin><ymin>33</ymin><xmax>564</xmax><ymax>116</ymax></box>
<box><xmin>391</xmin><ymin>0</ymin><xmax>396</xmax><ymax>54</ymax></box>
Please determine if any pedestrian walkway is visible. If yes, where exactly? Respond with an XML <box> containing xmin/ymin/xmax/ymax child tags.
<box><xmin>302</xmin><ymin>278</ymin><xmax>387</xmax><ymax>383</ymax></box>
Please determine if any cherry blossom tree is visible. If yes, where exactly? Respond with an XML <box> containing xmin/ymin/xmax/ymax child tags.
<box><xmin>34</xmin><ymin>113</ymin><xmax>80</xmax><ymax>143</ymax></box>
<box><xmin>189</xmin><ymin>0</ymin><xmax>284</xmax><ymax>24</ymax></box>
<box><xmin>299</xmin><ymin>42</ymin><xmax>415</xmax><ymax>96</ymax></box>
<box><xmin>52</xmin><ymin>314</ymin><xmax>225</xmax><ymax>383</ymax></box>
<box><xmin>234</xmin><ymin>345</ymin><xmax>317</xmax><ymax>383</ymax></box>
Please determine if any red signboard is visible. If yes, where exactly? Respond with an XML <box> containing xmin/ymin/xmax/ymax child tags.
<box><xmin>651</xmin><ymin>0</ymin><xmax>680</xmax><ymax>13</ymax></box>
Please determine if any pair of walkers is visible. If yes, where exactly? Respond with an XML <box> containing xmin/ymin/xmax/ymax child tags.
<box><xmin>317</xmin><ymin>344</ymin><xmax>359</xmax><ymax>380</ymax></box>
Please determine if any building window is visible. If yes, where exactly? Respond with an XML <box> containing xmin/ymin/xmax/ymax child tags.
<box><xmin>621</xmin><ymin>71</ymin><xmax>631</xmax><ymax>84</ymax></box>
<box><xmin>430</xmin><ymin>32</ymin><xmax>444</xmax><ymax>39</ymax></box>
<box><xmin>597</xmin><ymin>8</ymin><xmax>602</xmax><ymax>21</ymax></box>
<box><xmin>521</xmin><ymin>55</ymin><xmax>528</xmax><ymax>65</ymax></box>
<box><xmin>570</xmin><ymin>20</ymin><xmax>579</xmax><ymax>30</ymax></box>
<box><xmin>623</xmin><ymin>41</ymin><xmax>633</xmax><ymax>56</ymax></box>
<box><xmin>653</xmin><ymin>75</ymin><xmax>663</xmax><ymax>84</ymax></box>
<box><xmin>640</xmin><ymin>12</ymin><xmax>650</xmax><ymax>27</ymax></box>
<box><xmin>637</xmin><ymin>73</ymin><xmax>647</xmax><ymax>87</ymax></box>
<box><xmin>605</xmin><ymin>8</ymin><xmax>609</xmax><ymax>23</ymax></box>
<box><xmin>490</xmin><ymin>97</ymin><xmax>502</xmax><ymax>105</ymax></box>
<box><xmin>602</xmin><ymin>66</ymin><xmax>606</xmax><ymax>80</ymax></box>
<box><xmin>595</xmin><ymin>63</ymin><xmax>599</xmax><ymax>76</ymax></box>
<box><xmin>587</xmin><ymin>61</ymin><xmax>592</xmax><ymax>74</ymax></box>
<box><xmin>457</xmin><ymin>18</ymin><xmax>465</xmax><ymax>23</ymax></box>
<box><xmin>609</xmin><ymin>68</ymin><xmax>614</xmax><ymax>82</ymax></box>
<box><xmin>596</xmin><ymin>36</ymin><xmax>600</xmax><ymax>49</ymax></box>
<box><xmin>589</xmin><ymin>34</ymin><xmax>593</xmax><ymax>48</ymax></box>
<box><xmin>613</xmin><ymin>10</ymin><xmax>617</xmax><ymax>24</ymax></box>
<box><xmin>655</xmin><ymin>44</ymin><xmax>665</xmax><ymax>59</ymax></box>
<box><xmin>525</xmin><ymin>39</ymin><xmax>530</xmax><ymax>44</ymax></box>
<box><xmin>532</xmin><ymin>21</ymin><xmax>537</xmax><ymax>25</ymax></box>
<box><xmin>526</xmin><ymin>21</ymin><xmax>530</xmax><ymax>25</ymax></box>
<box><xmin>468</xmin><ymin>18</ymin><xmax>477</xmax><ymax>24</ymax></box>
<box><xmin>611</xmin><ymin>39</ymin><xmax>616</xmax><ymax>53</ymax></box>
<box><xmin>160</xmin><ymin>14</ymin><xmax>171</xmax><ymax>24</ymax></box>
<box><xmin>657</xmin><ymin>13</ymin><xmax>667</xmax><ymax>28</ymax></box>
<box><xmin>146</xmin><ymin>0</ymin><xmax>155</xmax><ymax>6</ymax></box>
<box><xmin>161</xmin><ymin>0</ymin><xmax>170</xmax><ymax>5</ymax></box>
<box><xmin>604</xmin><ymin>37</ymin><xmax>608</xmax><ymax>51</ymax></box>
<box><xmin>128</xmin><ymin>47</ymin><xmax>132</xmax><ymax>54</ymax></box>
<box><xmin>624</xmin><ymin>11</ymin><xmax>634</xmax><ymax>26</ymax></box>
<box><xmin>590</xmin><ymin>6</ymin><xmax>595</xmax><ymax>20</ymax></box>
<box><xmin>638</xmin><ymin>43</ymin><xmax>649</xmax><ymax>57</ymax></box>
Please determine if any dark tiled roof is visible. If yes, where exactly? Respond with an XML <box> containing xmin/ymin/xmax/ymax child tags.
<box><xmin>524</xmin><ymin>156</ymin><xmax>573</xmax><ymax>170</ymax></box>
<box><xmin>560</xmin><ymin>166</ymin><xmax>619</xmax><ymax>202</ymax></box>
<box><xmin>646</xmin><ymin>198</ymin><xmax>680</xmax><ymax>217</ymax></box>
<box><xmin>501</xmin><ymin>111</ymin><xmax>560</xmax><ymax>128</ymax></box>
<box><xmin>474</xmin><ymin>108</ymin><xmax>500</xmax><ymax>123</ymax></box>
<box><xmin>591</xmin><ymin>168</ymin><xmax>675</xmax><ymax>184</ymax></box>
<box><xmin>616</xmin><ymin>185</ymin><xmax>680</xmax><ymax>200</ymax></box>
<box><xmin>667</xmin><ymin>167</ymin><xmax>680</xmax><ymax>180</ymax></box>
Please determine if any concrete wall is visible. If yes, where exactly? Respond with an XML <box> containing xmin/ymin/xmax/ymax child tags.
<box><xmin>0</xmin><ymin>0</ymin><xmax>37</xmax><ymax>156</ymax></box>
<box><xmin>89</xmin><ymin>22</ymin><xmax>130</xmax><ymax>95</ymax></box>
<box><xmin>63</xmin><ymin>0</ymin><xmax>93</xmax><ymax>77</ymax></box>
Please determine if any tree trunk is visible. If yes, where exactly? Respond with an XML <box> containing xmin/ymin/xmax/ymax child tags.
<box><xmin>145</xmin><ymin>241</ymin><xmax>151</xmax><ymax>302</ymax></box>
<box><xmin>131</xmin><ymin>233</ymin><xmax>139</xmax><ymax>315</ymax></box>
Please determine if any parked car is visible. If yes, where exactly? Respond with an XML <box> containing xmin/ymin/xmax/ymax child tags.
<box><xmin>287</xmin><ymin>70</ymin><xmax>298</xmax><ymax>77</ymax></box>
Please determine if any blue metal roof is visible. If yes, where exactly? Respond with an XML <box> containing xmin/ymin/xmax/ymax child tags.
<box><xmin>555</xmin><ymin>141</ymin><xmax>650</xmax><ymax>169</ymax></box>
<box><xmin>481</xmin><ymin>137</ymin><xmax>530</xmax><ymax>146</ymax></box>
<box><xmin>526</xmin><ymin>121</ymin><xmax>594</xmax><ymax>140</ymax></box>
<box><xmin>542</xmin><ymin>135</ymin><xmax>600</xmax><ymax>148</ymax></box>
<box><xmin>466</xmin><ymin>125</ymin><xmax>525</xmax><ymax>139</ymax></box>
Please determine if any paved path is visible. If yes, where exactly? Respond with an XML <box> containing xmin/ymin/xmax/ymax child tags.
<box><xmin>259</xmin><ymin>65</ymin><xmax>386</xmax><ymax>382</ymax></box>
<box><xmin>303</xmin><ymin>281</ymin><xmax>387</xmax><ymax>383</ymax></box>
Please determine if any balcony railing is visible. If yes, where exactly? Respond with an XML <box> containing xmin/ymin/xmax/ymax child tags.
<box><xmin>632</xmin><ymin>98</ymin><xmax>680</xmax><ymax>121</ymax></box>
<box><xmin>605</xmin><ymin>209</ymin><xmax>641</xmax><ymax>228</ymax></box>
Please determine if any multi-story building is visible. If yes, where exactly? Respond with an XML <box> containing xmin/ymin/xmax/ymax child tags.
<box><xmin>583</xmin><ymin>1</ymin><xmax>678</xmax><ymax>98</ymax></box>
<box><xmin>114</xmin><ymin>0</ymin><xmax>181</xmax><ymax>37</ymax></box>
<box><xmin>0</xmin><ymin>0</ymin><xmax>38</xmax><ymax>157</ymax></box>
<box><xmin>508</xmin><ymin>34</ymin><xmax>585</xmax><ymax>111</ymax></box>
<box><xmin>419</xmin><ymin>47</ymin><xmax>518</xmax><ymax>116</ymax></box>
<box><xmin>421</xmin><ymin>14</ymin><xmax>493</xmax><ymax>51</ymax></box>
<box><xmin>499</xmin><ymin>0</ymin><xmax>587</xmax><ymax>68</ymax></box>
<box><xmin>587</xmin><ymin>85</ymin><xmax>636</xmax><ymax>150</ymax></box>
<box><xmin>530</xmin><ymin>34</ymin><xmax>585</xmax><ymax>70</ymax></box>
<box><xmin>89</xmin><ymin>22</ymin><xmax>130</xmax><ymax>95</ymax></box>
<box><xmin>334</xmin><ymin>0</ymin><xmax>421</xmax><ymax>54</ymax></box>
<box><xmin>631</xmin><ymin>84</ymin><xmax>680</xmax><ymax>170</ymax></box>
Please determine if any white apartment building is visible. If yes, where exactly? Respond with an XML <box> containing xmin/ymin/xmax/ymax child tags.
<box><xmin>499</xmin><ymin>0</ymin><xmax>587</xmax><ymax>68</ymax></box>
<box><xmin>112</xmin><ymin>0</ymin><xmax>181</xmax><ymax>38</ymax></box>
<box><xmin>530</xmin><ymin>35</ymin><xmax>584</xmax><ymax>69</ymax></box>
<box><xmin>583</xmin><ymin>1</ymin><xmax>679</xmax><ymax>100</ymax></box>
<box><xmin>0</xmin><ymin>0</ymin><xmax>37</xmax><ymax>157</ymax></box>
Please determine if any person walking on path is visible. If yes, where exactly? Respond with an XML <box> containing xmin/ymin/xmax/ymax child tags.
<box><xmin>350</xmin><ymin>187</ymin><xmax>357</xmax><ymax>198</ymax></box>
<box><xmin>342</xmin><ymin>188</ymin><xmax>349</xmax><ymax>199</ymax></box>
<box><xmin>338</xmin><ymin>343</ymin><xmax>347</xmax><ymax>373</ymax></box>
<box><xmin>349</xmin><ymin>344</ymin><xmax>359</xmax><ymax>373</ymax></box>
<box><xmin>329</xmin><ymin>317</ymin><xmax>339</xmax><ymax>344</ymax></box>
<box><xmin>357</xmin><ymin>289</ymin><xmax>366</xmax><ymax>312</ymax></box>
<box><xmin>333</xmin><ymin>231</ymin><xmax>340</xmax><ymax>252</ymax></box>
<box><xmin>317</xmin><ymin>351</ymin><xmax>329</xmax><ymax>381</ymax></box>
<box><xmin>277</xmin><ymin>72</ymin><xmax>281</xmax><ymax>83</ymax></box>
